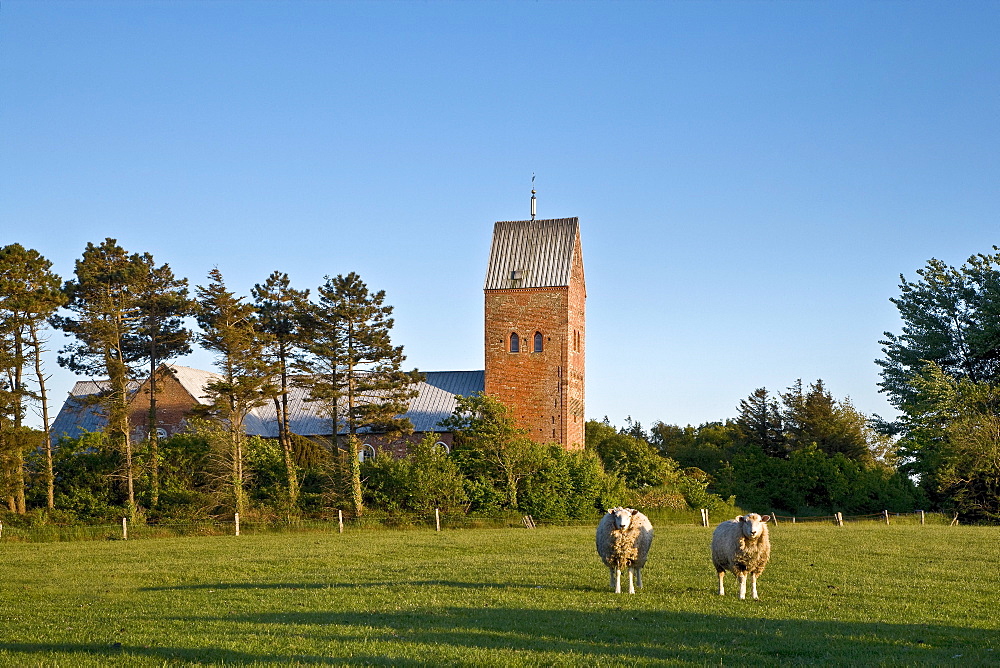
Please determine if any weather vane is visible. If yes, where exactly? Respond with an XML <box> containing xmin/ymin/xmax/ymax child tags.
<box><xmin>530</xmin><ymin>173</ymin><xmax>537</xmax><ymax>220</ymax></box>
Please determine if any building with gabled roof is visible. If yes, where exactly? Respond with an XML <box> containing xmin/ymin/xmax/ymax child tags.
<box><xmin>51</xmin><ymin>209</ymin><xmax>586</xmax><ymax>452</ymax></box>
<box><xmin>50</xmin><ymin>364</ymin><xmax>484</xmax><ymax>452</ymax></box>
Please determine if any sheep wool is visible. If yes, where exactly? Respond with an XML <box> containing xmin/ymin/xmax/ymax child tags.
<box><xmin>595</xmin><ymin>507</ymin><xmax>654</xmax><ymax>594</ymax></box>
<box><xmin>711</xmin><ymin>513</ymin><xmax>771</xmax><ymax>600</ymax></box>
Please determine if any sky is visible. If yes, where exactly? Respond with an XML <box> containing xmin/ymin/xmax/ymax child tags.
<box><xmin>2</xmin><ymin>1</ymin><xmax>999</xmax><ymax>433</ymax></box>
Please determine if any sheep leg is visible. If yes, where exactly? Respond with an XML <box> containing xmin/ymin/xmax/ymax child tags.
<box><xmin>627</xmin><ymin>568</ymin><xmax>635</xmax><ymax>594</ymax></box>
<box><xmin>717</xmin><ymin>571</ymin><xmax>725</xmax><ymax>596</ymax></box>
<box><xmin>737</xmin><ymin>573</ymin><xmax>747</xmax><ymax>600</ymax></box>
<box><xmin>750</xmin><ymin>573</ymin><xmax>759</xmax><ymax>600</ymax></box>
<box><xmin>612</xmin><ymin>567</ymin><xmax>621</xmax><ymax>593</ymax></box>
<box><xmin>634</xmin><ymin>567</ymin><xmax>643</xmax><ymax>590</ymax></box>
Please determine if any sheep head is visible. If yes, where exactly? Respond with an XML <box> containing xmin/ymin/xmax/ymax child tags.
<box><xmin>738</xmin><ymin>513</ymin><xmax>770</xmax><ymax>540</ymax></box>
<box><xmin>606</xmin><ymin>507</ymin><xmax>640</xmax><ymax>531</ymax></box>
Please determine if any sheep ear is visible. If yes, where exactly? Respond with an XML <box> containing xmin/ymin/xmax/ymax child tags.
<box><xmin>630</xmin><ymin>509</ymin><xmax>639</xmax><ymax>516</ymax></box>
<box><xmin>762</xmin><ymin>515</ymin><xmax>771</xmax><ymax>522</ymax></box>
<box><xmin>737</xmin><ymin>515</ymin><xmax>745</xmax><ymax>523</ymax></box>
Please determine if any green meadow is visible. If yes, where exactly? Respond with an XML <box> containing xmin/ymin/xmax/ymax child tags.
<box><xmin>0</xmin><ymin>523</ymin><xmax>997</xmax><ymax>666</ymax></box>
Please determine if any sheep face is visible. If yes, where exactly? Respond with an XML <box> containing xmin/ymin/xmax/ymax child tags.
<box><xmin>739</xmin><ymin>513</ymin><xmax>771</xmax><ymax>540</ymax></box>
<box><xmin>607</xmin><ymin>507</ymin><xmax>638</xmax><ymax>531</ymax></box>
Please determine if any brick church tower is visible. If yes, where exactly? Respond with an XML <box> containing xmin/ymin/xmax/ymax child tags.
<box><xmin>484</xmin><ymin>217</ymin><xmax>586</xmax><ymax>449</ymax></box>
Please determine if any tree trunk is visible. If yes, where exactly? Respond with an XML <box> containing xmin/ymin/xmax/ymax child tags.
<box><xmin>348</xmin><ymin>434</ymin><xmax>363</xmax><ymax>517</ymax></box>
<box><xmin>30</xmin><ymin>325</ymin><xmax>55</xmax><ymax>509</ymax></box>
<box><xmin>148</xmin><ymin>361</ymin><xmax>160</xmax><ymax>508</ymax></box>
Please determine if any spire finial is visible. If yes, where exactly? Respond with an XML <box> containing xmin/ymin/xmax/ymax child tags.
<box><xmin>530</xmin><ymin>173</ymin><xmax>537</xmax><ymax>220</ymax></box>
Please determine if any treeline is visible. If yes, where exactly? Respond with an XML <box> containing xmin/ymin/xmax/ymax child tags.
<box><xmin>0</xmin><ymin>239</ymin><xmax>421</xmax><ymax>521</ymax></box>
<box><xmin>4</xmin><ymin>240</ymin><xmax>1000</xmax><ymax>525</ymax></box>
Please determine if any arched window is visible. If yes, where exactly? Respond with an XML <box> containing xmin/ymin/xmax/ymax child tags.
<box><xmin>533</xmin><ymin>331</ymin><xmax>543</xmax><ymax>352</ymax></box>
<box><xmin>510</xmin><ymin>332</ymin><xmax>520</xmax><ymax>353</ymax></box>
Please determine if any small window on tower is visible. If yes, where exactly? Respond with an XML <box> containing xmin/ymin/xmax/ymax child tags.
<box><xmin>534</xmin><ymin>331</ymin><xmax>543</xmax><ymax>352</ymax></box>
<box><xmin>510</xmin><ymin>332</ymin><xmax>520</xmax><ymax>353</ymax></box>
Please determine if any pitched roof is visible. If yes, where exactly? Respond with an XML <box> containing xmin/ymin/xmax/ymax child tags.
<box><xmin>484</xmin><ymin>217</ymin><xmax>580</xmax><ymax>290</ymax></box>
<box><xmin>50</xmin><ymin>366</ymin><xmax>485</xmax><ymax>440</ymax></box>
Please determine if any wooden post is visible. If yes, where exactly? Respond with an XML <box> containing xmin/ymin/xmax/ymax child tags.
<box><xmin>435</xmin><ymin>508</ymin><xmax>441</xmax><ymax>532</ymax></box>
<box><xmin>0</xmin><ymin>520</ymin><xmax>4</xmax><ymax>539</ymax></box>
<box><xmin>920</xmin><ymin>510</ymin><xmax>925</xmax><ymax>525</ymax></box>
<box><xmin>835</xmin><ymin>512</ymin><xmax>843</xmax><ymax>527</ymax></box>
<box><xmin>883</xmin><ymin>509</ymin><xmax>890</xmax><ymax>525</ymax></box>
<box><xmin>234</xmin><ymin>512</ymin><xmax>240</xmax><ymax>536</ymax></box>
<box><xmin>122</xmin><ymin>517</ymin><xmax>128</xmax><ymax>541</ymax></box>
<box><xmin>792</xmin><ymin>517</ymin><xmax>796</xmax><ymax>524</ymax></box>
<box><xmin>950</xmin><ymin>511</ymin><xmax>959</xmax><ymax>526</ymax></box>
<box><xmin>771</xmin><ymin>512</ymin><xmax>778</xmax><ymax>525</ymax></box>
<box><xmin>338</xmin><ymin>509</ymin><xmax>344</xmax><ymax>534</ymax></box>
<box><xmin>700</xmin><ymin>508</ymin><xmax>709</xmax><ymax>527</ymax></box>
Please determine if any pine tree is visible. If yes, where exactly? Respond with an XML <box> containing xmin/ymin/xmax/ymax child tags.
<box><xmin>131</xmin><ymin>255</ymin><xmax>193</xmax><ymax>508</ymax></box>
<box><xmin>252</xmin><ymin>271</ymin><xmax>310</xmax><ymax>510</ymax></box>
<box><xmin>196</xmin><ymin>268</ymin><xmax>278</xmax><ymax>516</ymax></box>
<box><xmin>298</xmin><ymin>272</ymin><xmax>421</xmax><ymax>516</ymax></box>
<box><xmin>0</xmin><ymin>244</ymin><xmax>65</xmax><ymax>510</ymax></box>
<box><xmin>51</xmin><ymin>239</ymin><xmax>148</xmax><ymax>514</ymax></box>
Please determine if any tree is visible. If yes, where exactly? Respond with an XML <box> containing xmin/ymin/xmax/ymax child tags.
<box><xmin>441</xmin><ymin>392</ymin><xmax>548</xmax><ymax>510</ymax></box>
<box><xmin>735</xmin><ymin>388</ymin><xmax>786</xmax><ymax>457</ymax></box>
<box><xmin>877</xmin><ymin>251</ymin><xmax>1000</xmax><ymax>410</ymax></box>
<box><xmin>896</xmin><ymin>363</ymin><xmax>1000</xmax><ymax>521</ymax></box>
<box><xmin>0</xmin><ymin>244</ymin><xmax>65</xmax><ymax>511</ymax></box>
<box><xmin>132</xmin><ymin>256</ymin><xmax>193</xmax><ymax>509</ymax></box>
<box><xmin>585</xmin><ymin>419</ymin><xmax>668</xmax><ymax>488</ymax></box>
<box><xmin>51</xmin><ymin>239</ymin><xmax>149</xmax><ymax>514</ymax></box>
<box><xmin>781</xmin><ymin>380</ymin><xmax>874</xmax><ymax>463</ymax></box>
<box><xmin>195</xmin><ymin>268</ymin><xmax>278</xmax><ymax>516</ymax></box>
<box><xmin>298</xmin><ymin>272</ymin><xmax>421</xmax><ymax>517</ymax></box>
<box><xmin>252</xmin><ymin>271</ymin><xmax>310</xmax><ymax>509</ymax></box>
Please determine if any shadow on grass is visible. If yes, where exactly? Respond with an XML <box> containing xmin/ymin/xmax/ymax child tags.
<box><xmin>140</xmin><ymin>579</ymin><xmax>588</xmax><ymax>592</ymax></box>
<box><xmin>5</xmin><ymin>609</ymin><xmax>991</xmax><ymax>665</ymax></box>
<box><xmin>0</xmin><ymin>642</ymin><xmax>416</xmax><ymax>666</ymax></box>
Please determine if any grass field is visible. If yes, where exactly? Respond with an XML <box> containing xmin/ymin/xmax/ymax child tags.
<box><xmin>0</xmin><ymin>522</ymin><xmax>997</xmax><ymax>666</ymax></box>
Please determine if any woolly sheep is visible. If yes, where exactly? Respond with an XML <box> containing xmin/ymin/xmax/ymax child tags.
<box><xmin>595</xmin><ymin>507</ymin><xmax>654</xmax><ymax>594</ymax></box>
<box><xmin>710</xmin><ymin>513</ymin><xmax>771</xmax><ymax>600</ymax></box>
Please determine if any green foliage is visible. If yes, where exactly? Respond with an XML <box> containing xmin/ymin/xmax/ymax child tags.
<box><xmin>878</xmin><ymin>250</ymin><xmax>1000</xmax><ymax>409</ymax></box>
<box><xmin>896</xmin><ymin>363</ymin><xmax>1000</xmax><ymax>522</ymax></box>
<box><xmin>585</xmin><ymin>418</ymin><xmax>668</xmax><ymax>487</ymax></box>
<box><xmin>715</xmin><ymin>444</ymin><xmax>923</xmax><ymax>515</ymax></box>
<box><xmin>519</xmin><ymin>446</ymin><xmax>625</xmax><ymax>520</ymax></box>
<box><xmin>362</xmin><ymin>434</ymin><xmax>468</xmax><ymax>513</ymax></box>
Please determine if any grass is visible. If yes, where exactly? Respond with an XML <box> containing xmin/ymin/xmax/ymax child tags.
<box><xmin>0</xmin><ymin>522</ymin><xmax>997</xmax><ymax>666</ymax></box>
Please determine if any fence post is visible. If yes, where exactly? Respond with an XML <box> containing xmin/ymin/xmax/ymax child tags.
<box><xmin>836</xmin><ymin>512</ymin><xmax>843</xmax><ymax>527</ymax></box>
<box><xmin>771</xmin><ymin>512</ymin><xmax>778</xmax><ymax>525</ymax></box>
<box><xmin>338</xmin><ymin>509</ymin><xmax>344</xmax><ymax>534</ymax></box>
<box><xmin>234</xmin><ymin>512</ymin><xmax>240</xmax><ymax>537</ymax></box>
<box><xmin>122</xmin><ymin>517</ymin><xmax>128</xmax><ymax>540</ymax></box>
<box><xmin>435</xmin><ymin>508</ymin><xmax>441</xmax><ymax>532</ymax></box>
<box><xmin>0</xmin><ymin>520</ymin><xmax>3</xmax><ymax>539</ymax></box>
<box><xmin>883</xmin><ymin>509</ymin><xmax>890</xmax><ymax>525</ymax></box>
<box><xmin>950</xmin><ymin>511</ymin><xmax>959</xmax><ymax>526</ymax></box>
<box><xmin>701</xmin><ymin>508</ymin><xmax>709</xmax><ymax>527</ymax></box>
<box><xmin>920</xmin><ymin>510</ymin><xmax>925</xmax><ymax>525</ymax></box>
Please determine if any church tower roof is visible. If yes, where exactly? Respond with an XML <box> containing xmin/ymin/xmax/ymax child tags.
<box><xmin>484</xmin><ymin>217</ymin><xmax>581</xmax><ymax>290</ymax></box>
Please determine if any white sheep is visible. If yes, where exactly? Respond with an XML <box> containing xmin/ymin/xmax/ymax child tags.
<box><xmin>711</xmin><ymin>513</ymin><xmax>771</xmax><ymax>600</ymax></box>
<box><xmin>595</xmin><ymin>507</ymin><xmax>654</xmax><ymax>594</ymax></box>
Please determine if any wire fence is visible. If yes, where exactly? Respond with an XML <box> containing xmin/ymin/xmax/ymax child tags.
<box><xmin>0</xmin><ymin>507</ymin><xmax>959</xmax><ymax>543</ymax></box>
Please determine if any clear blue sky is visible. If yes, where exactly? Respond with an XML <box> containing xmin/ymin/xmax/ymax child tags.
<box><xmin>3</xmin><ymin>1</ymin><xmax>999</xmax><ymax>431</ymax></box>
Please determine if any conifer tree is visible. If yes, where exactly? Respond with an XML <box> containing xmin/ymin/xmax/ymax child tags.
<box><xmin>299</xmin><ymin>272</ymin><xmax>421</xmax><ymax>516</ymax></box>
<box><xmin>51</xmin><ymin>239</ymin><xmax>148</xmax><ymax>514</ymax></box>
<box><xmin>132</xmin><ymin>255</ymin><xmax>194</xmax><ymax>508</ymax></box>
<box><xmin>252</xmin><ymin>271</ymin><xmax>310</xmax><ymax>510</ymax></box>
<box><xmin>0</xmin><ymin>244</ymin><xmax>65</xmax><ymax>510</ymax></box>
<box><xmin>196</xmin><ymin>268</ymin><xmax>278</xmax><ymax>516</ymax></box>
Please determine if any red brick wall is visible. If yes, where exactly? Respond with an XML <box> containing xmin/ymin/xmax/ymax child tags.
<box><xmin>484</xmin><ymin>234</ymin><xmax>585</xmax><ymax>449</ymax></box>
<box><xmin>128</xmin><ymin>370</ymin><xmax>199</xmax><ymax>440</ymax></box>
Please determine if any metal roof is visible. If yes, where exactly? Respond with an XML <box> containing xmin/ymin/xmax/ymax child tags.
<box><xmin>484</xmin><ymin>218</ymin><xmax>580</xmax><ymax>290</ymax></box>
<box><xmin>50</xmin><ymin>367</ymin><xmax>485</xmax><ymax>440</ymax></box>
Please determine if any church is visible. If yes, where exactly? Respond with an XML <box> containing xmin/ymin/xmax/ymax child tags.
<box><xmin>51</xmin><ymin>213</ymin><xmax>586</xmax><ymax>452</ymax></box>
